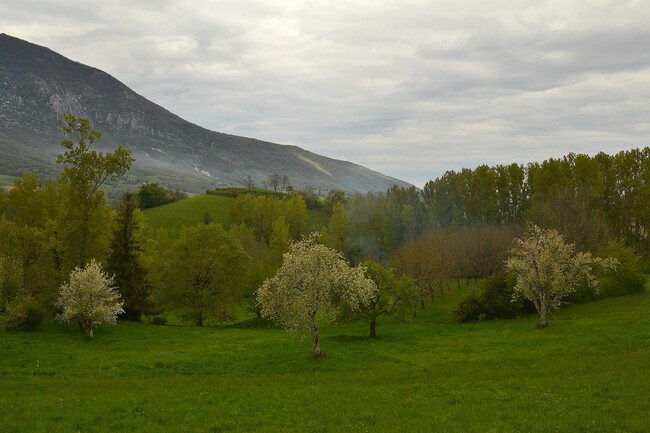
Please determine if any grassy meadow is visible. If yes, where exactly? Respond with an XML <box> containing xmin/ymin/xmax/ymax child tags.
<box><xmin>1</xmin><ymin>281</ymin><xmax>649</xmax><ymax>433</ymax></box>
<box><xmin>141</xmin><ymin>193</ymin><xmax>329</xmax><ymax>234</ymax></box>
<box><xmin>0</xmin><ymin>175</ymin><xmax>16</xmax><ymax>190</ymax></box>
<box><xmin>142</xmin><ymin>195</ymin><xmax>234</xmax><ymax>232</ymax></box>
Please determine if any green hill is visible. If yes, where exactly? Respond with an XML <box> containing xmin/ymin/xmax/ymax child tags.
<box><xmin>142</xmin><ymin>195</ymin><xmax>233</xmax><ymax>232</ymax></box>
<box><xmin>142</xmin><ymin>193</ymin><xmax>329</xmax><ymax>234</ymax></box>
<box><xmin>2</xmin><ymin>281</ymin><xmax>648</xmax><ymax>432</ymax></box>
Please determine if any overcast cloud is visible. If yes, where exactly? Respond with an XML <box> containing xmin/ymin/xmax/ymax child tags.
<box><xmin>2</xmin><ymin>0</ymin><xmax>650</xmax><ymax>187</ymax></box>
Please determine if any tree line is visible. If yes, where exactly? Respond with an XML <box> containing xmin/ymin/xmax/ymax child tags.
<box><xmin>422</xmin><ymin>150</ymin><xmax>650</xmax><ymax>256</ymax></box>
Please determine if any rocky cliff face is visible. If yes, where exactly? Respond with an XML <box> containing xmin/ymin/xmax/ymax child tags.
<box><xmin>0</xmin><ymin>33</ymin><xmax>410</xmax><ymax>193</ymax></box>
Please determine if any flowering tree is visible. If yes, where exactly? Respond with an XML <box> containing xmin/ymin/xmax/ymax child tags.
<box><xmin>505</xmin><ymin>225</ymin><xmax>614</xmax><ymax>327</ymax></box>
<box><xmin>55</xmin><ymin>259</ymin><xmax>124</xmax><ymax>338</ymax></box>
<box><xmin>257</xmin><ymin>233</ymin><xmax>376</xmax><ymax>357</ymax></box>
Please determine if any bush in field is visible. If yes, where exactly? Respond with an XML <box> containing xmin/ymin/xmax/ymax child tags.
<box><xmin>453</xmin><ymin>294</ymin><xmax>485</xmax><ymax>323</ymax></box>
<box><xmin>3</xmin><ymin>295</ymin><xmax>44</xmax><ymax>331</ymax></box>
<box><xmin>454</xmin><ymin>273</ymin><xmax>532</xmax><ymax>323</ymax></box>
<box><xmin>597</xmin><ymin>240</ymin><xmax>646</xmax><ymax>297</ymax></box>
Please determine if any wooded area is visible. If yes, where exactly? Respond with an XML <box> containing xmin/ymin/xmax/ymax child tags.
<box><xmin>1</xmin><ymin>117</ymin><xmax>648</xmax><ymax>337</ymax></box>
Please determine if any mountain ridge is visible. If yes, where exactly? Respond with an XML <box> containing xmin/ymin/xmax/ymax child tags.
<box><xmin>0</xmin><ymin>33</ymin><xmax>411</xmax><ymax>193</ymax></box>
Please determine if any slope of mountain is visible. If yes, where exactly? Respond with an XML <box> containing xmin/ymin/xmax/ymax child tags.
<box><xmin>0</xmin><ymin>33</ymin><xmax>410</xmax><ymax>194</ymax></box>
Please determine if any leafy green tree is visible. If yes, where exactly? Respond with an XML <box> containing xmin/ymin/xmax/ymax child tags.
<box><xmin>324</xmin><ymin>201</ymin><xmax>349</xmax><ymax>252</ymax></box>
<box><xmin>138</xmin><ymin>183</ymin><xmax>175</xmax><ymax>208</ymax></box>
<box><xmin>230</xmin><ymin>223</ymin><xmax>279</xmax><ymax>323</ymax></box>
<box><xmin>284</xmin><ymin>194</ymin><xmax>308</xmax><ymax>240</ymax></box>
<box><xmin>506</xmin><ymin>225</ymin><xmax>615</xmax><ymax>327</ymax></box>
<box><xmin>54</xmin><ymin>259</ymin><xmax>124</xmax><ymax>338</ymax></box>
<box><xmin>159</xmin><ymin>223</ymin><xmax>249</xmax><ymax>326</ymax></box>
<box><xmin>257</xmin><ymin>234</ymin><xmax>376</xmax><ymax>357</ymax></box>
<box><xmin>0</xmin><ymin>175</ymin><xmax>61</xmax><ymax>310</ymax></box>
<box><xmin>107</xmin><ymin>192</ymin><xmax>151</xmax><ymax>321</ymax></box>
<box><xmin>270</xmin><ymin>216</ymin><xmax>290</xmax><ymax>254</ymax></box>
<box><xmin>596</xmin><ymin>240</ymin><xmax>646</xmax><ymax>298</ymax></box>
<box><xmin>339</xmin><ymin>260</ymin><xmax>419</xmax><ymax>337</ymax></box>
<box><xmin>325</xmin><ymin>189</ymin><xmax>347</xmax><ymax>213</ymax></box>
<box><xmin>56</xmin><ymin>114</ymin><xmax>134</xmax><ymax>270</ymax></box>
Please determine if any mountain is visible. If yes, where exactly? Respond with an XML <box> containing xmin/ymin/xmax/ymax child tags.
<box><xmin>0</xmin><ymin>33</ymin><xmax>411</xmax><ymax>194</ymax></box>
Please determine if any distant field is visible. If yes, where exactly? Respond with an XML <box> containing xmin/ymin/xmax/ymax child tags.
<box><xmin>1</xmin><ymin>281</ymin><xmax>648</xmax><ymax>433</ymax></box>
<box><xmin>142</xmin><ymin>193</ymin><xmax>330</xmax><ymax>234</ymax></box>
<box><xmin>142</xmin><ymin>195</ymin><xmax>234</xmax><ymax>232</ymax></box>
<box><xmin>0</xmin><ymin>174</ymin><xmax>16</xmax><ymax>189</ymax></box>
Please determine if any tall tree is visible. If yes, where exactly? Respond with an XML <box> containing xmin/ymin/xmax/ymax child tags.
<box><xmin>324</xmin><ymin>202</ymin><xmax>349</xmax><ymax>253</ymax></box>
<box><xmin>56</xmin><ymin>114</ymin><xmax>134</xmax><ymax>270</ymax></box>
<box><xmin>159</xmin><ymin>223</ymin><xmax>249</xmax><ymax>326</ymax></box>
<box><xmin>107</xmin><ymin>192</ymin><xmax>151</xmax><ymax>321</ymax></box>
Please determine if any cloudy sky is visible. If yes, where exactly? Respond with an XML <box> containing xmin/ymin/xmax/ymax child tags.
<box><xmin>3</xmin><ymin>0</ymin><xmax>650</xmax><ymax>187</ymax></box>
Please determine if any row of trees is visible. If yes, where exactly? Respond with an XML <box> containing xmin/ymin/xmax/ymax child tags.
<box><xmin>422</xmin><ymin>149</ymin><xmax>650</xmax><ymax>255</ymax></box>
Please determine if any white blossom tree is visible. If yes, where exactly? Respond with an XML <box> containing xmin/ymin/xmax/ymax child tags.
<box><xmin>55</xmin><ymin>259</ymin><xmax>124</xmax><ymax>338</ymax></box>
<box><xmin>505</xmin><ymin>224</ymin><xmax>615</xmax><ymax>327</ymax></box>
<box><xmin>257</xmin><ymin>233</ymin><xmax>376</xmax><ymax>357</ymax></box>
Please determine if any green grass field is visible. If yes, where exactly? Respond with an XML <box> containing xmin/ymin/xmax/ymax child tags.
<box><xmin>142</xmin><ymin>193</ymin><xmax>330</xmax><ymax>234</ymax></box>
<box><xmin>1</xmin><ymin>282</ymin><xmax>648</xmax><ymax>433</ymax></box>
<box><xmin>0</xmin><ymin>174</ymin><xmax>17</xmax><ymax>189</ymax></box>
<box><xmin>142</xmin><ymin>195</ymin><xmax>234</xmax><ymax>232</ymax></box>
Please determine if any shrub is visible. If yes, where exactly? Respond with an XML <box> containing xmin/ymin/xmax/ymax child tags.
<box><xmin>3</xmin><ymin>296</ymin><xmax>44</xmax><ymax>331</ymax></box>
<box><xmin>482</xmin><ymin>273</ymin><xmax>521</xmax><ymax>319</ymax></box>
<box><xmin>597</xmin><ymin>240</ymin><xmax>646</xmax><ymax>297</ymax></box>
<box><xmin>151</xmin><ymin>316</ymin><xmax>167</xmax><ymax>326</ymax></box>
<box><xmin>454</xmin><ymin>273</ymin><xmax>535</xmax><ymax>323</ymax></box>
<box><xmin>453</xmin><ymin>294</ymin><xmax>484</xmax><ymax>323</ymax></box>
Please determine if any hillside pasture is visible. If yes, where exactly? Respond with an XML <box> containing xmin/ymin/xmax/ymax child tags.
<box><xmin>142</xmin><ymin>195</ymin><xmax>233</xmax><ymax>232</ymax></box>
<box><xmin>142</xmin><ymin>193</ymin><xmax>330</xmax><ymax>234</ymax></box>
<box><xmin>1</xmin><ymin>282</ymin><xmax>648</xmax><ymax>433</ymax></box>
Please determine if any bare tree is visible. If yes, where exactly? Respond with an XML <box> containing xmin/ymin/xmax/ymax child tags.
<box><xmin>244</xmin><ymin>175</ymin><xmax>255</xmax><ymax>190</ymax></box>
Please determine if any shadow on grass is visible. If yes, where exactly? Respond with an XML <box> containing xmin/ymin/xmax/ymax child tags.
<box><xmin>225</xmin><ymin>317</ymin><xmax>279</xmax><ymax>329</ymax></box>
<box><xmin>328</xmin><ymin>334</ymin><xmax>385</xmax><ymax>343</ymax></box>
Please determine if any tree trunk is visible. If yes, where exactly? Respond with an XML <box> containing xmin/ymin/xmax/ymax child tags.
<box><xmin>312</xmin><ymin>326</ymin><xmax>321</xmax><ymax>358</ymax></box>
<box><xmin>84</xmin><ymin>321</ymin><xmax>94</xmax><ymax>338</ymax></box>
<box><xmin>369</xmin><ymin>320</ymin><xmax>377</xmax><ymax>338</ymax></box>
<box><xmin>536</xmin><ymin>296</ymin><xmax>549</xmax><ymax>328</ymax></box>
<box><xmin>196</xmin><ymin>313</ymin><xmax>203</xmax><ymax>327</ymax></box>
<box><xmin>538</xmin><ymin>307</ymin><xmax>548</xmax><ymax>328</ymax></box>
<box><xmin>309</xmin><ymin>314</ymin><xmax>322</xmax><ymax>358</ymax></box>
